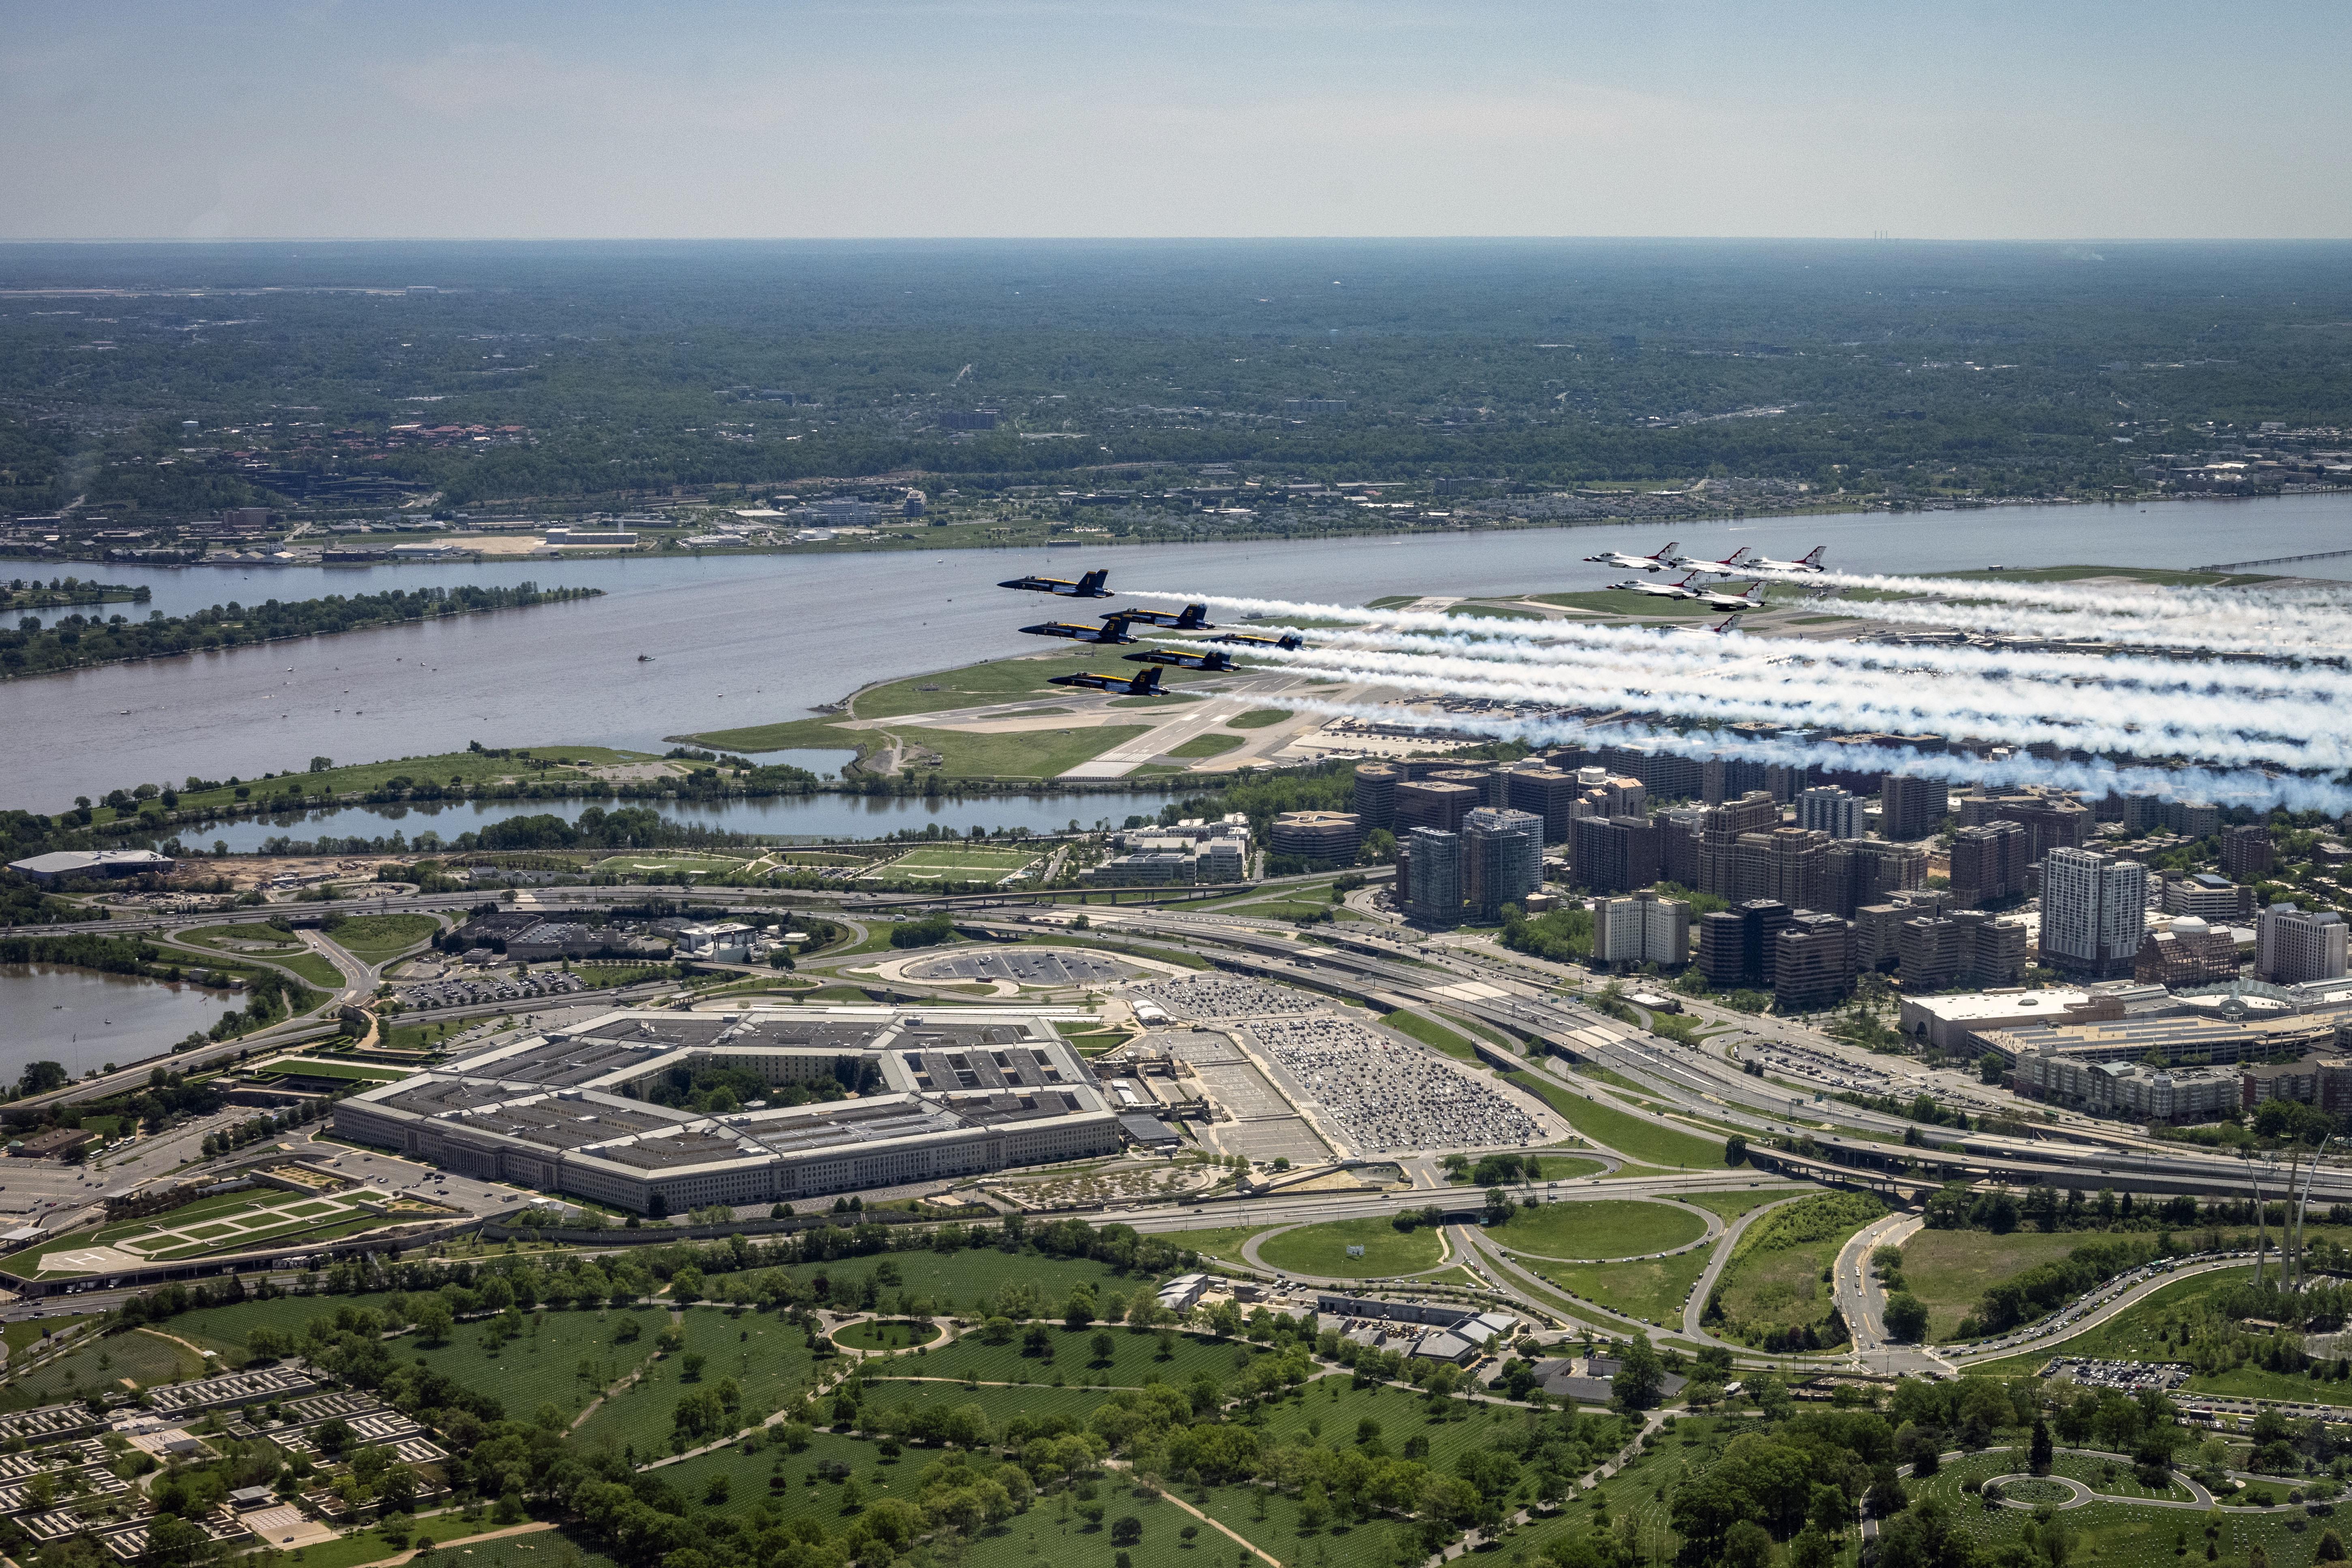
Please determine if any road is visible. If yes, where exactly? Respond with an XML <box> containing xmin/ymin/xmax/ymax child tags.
<box><xmin>1831</xmin><ymin>1210</ymin><xmax>1944</xmax><ymax>1376</ymax></box>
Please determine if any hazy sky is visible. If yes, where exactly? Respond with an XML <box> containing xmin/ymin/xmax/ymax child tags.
<box><xmin>5</xmin><ymin>0</ymin><xmax>2347</xmax><ymax>241</ymax></box>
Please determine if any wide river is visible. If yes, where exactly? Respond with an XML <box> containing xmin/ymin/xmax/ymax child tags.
<box><xmin>5</xmin><ymin>492</ymin><xmax>2349</xmax><ymax>811</ymax></box>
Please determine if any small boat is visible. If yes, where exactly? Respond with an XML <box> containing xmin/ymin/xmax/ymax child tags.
<box><xmin>638</xmin><ymin>654</ymin><xmax>653</xmax><ymax>661</ymax></box>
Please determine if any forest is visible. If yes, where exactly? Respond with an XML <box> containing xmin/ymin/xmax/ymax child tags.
<box><xmin>2</xmin><ymin>240</ymin><xmax>2348</xmax><ymax>515</ymax></box>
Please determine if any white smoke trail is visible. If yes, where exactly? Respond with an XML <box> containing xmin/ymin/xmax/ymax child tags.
<box><xmin>1266</xmin><ymin>645</ymin><xmax>2351</xmax><ymax>774</ymax></box>
<box><xmin>1134</xmin><ymin>581</ymin><xmax>2352</xmax><ymax>656</ymax></box>
<box><xmin>1280</xmin><ymin>693</ymin><xmax>2352</xmax><ymax>815</ymax></box>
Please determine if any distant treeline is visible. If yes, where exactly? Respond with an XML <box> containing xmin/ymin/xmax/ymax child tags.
<box><xmin>0</xmin><ymin>583</ymin><xmax>601</xmax><ymax>676</ymax></box>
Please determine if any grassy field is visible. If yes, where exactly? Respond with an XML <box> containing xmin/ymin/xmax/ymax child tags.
<box><xmin>154</xmin><ymin>745</ymin><xmax>655</xmax><ymax>822</ymax></box>
<box><xmin>870</xmin><ymin>845</ymin><xmax>1041</xmax><ymax>884</ymax></box>
<box><xmin>11</xmin><ymin>1186</ymin><xmax>408</xmax><ymax>1275</ymax></box>
<box><xmin>851</xmin><ymin>654</ymin><xmax>1213</xmax><ymax>720</ymax></box>
<box><xmin>902</xmin><ymin>724</ymin><xmax>1155</xmax><ymax>779</ymax></box>
<box><xmin>254</xmin><ymin>1057</ymin><xmax>410</xmax><ymax>1082</ymax></box>
<box><xmin>889</xmin><ymin>1324</ymin><xmax>1278</xmax><ymax>1388</ymax></box>
<box><xmin>167</xmin><ymin>924</ymin><xmax>346</xmax><ymax>989</ymax></box>
<box><xmin>1501</xmin><ymin>1070</ymin><xmax>1725</xmax><ymax>1168</ymax></box>
<box><xmin>1963</xmin><ymin>1266</ymin><xmax>2262</xmax><ymax>1380</ymax></box>
<box><xmin>1167</xmin><ymin>733</ymin><xmax>1243</xmax><ymax>759</ymax></box>
<box><xmin>0</xmin><ymin>1326</ymin><xmax>205</xmax><ymax>1409</ymax></box>
<box><xmin>1913</xmin><ymin>1446</ymin><xmax>2313</xmax><ymax>1568</ymax></box>
<box><xmin>1514</xmin><ymin>1247</ymin><xmax>1714</xmax><ymax>1329</ymax></box>
<box><xmin>774</xmin><ymin>1249</ymin><xmax>1140</xmax><ymax>1317</ymax></box>
<box><xmin>834</xmin><ymin>1319</ymin><xmax>942</xmax><ymax>1351</ymax></box>
<box><xmin>1532</xmin><ymin>590</ymin><xmax>1723</xmax><ymax>618</ymax></box>
<box><xmin>320</xmin><ymin>913</ymin><xmax>443</xmax><ymax>963</ymax></box>
<box><xmin>1227</xmin><ymin>709</ymin><xmax>1292</xmax><ymax>729</ymax></box>
<box><xmin>573</xmin><ymin>1307</ymin><xmax>818</xmax><ymax>1459</ymax></box>
<box><xmin>1123</xmin><ymin>1226</ymin><xmax>1267</xmax><ymax>1266</ymax></box>
<box><xmin>1710</xmin><ymin>1203</ymin><xmax>1879</xmax><ymax>1346</ymax></box>
<box><xmin>1254</xmin><ymin>1218</ymin><xmax>1444</xmax><ymax>1279</ymax></box>
<box><xmin>1898</xmin><ymin>1226</ymin><xmax>2090</xmax><ymax>1341</ymax></box>
<box><xmin>1676</xmin><ymin>1188</ymin><xmax>1805</xmax><ymax>1221</ymax></box>
<box><xmin>1382</xmin><ymin>1009</ymin><xmax>1477</xmax><ymax>1060</ymax></box>
<box><xmin>0</xmin><ymin>1316</ymin><xmax>93</xmax><ymax>1356</ymax></box>
<box><xmin>1491</xmin><ymin>1199</ymin><xmax>1707</xmax><ymax>1260</ymax></box>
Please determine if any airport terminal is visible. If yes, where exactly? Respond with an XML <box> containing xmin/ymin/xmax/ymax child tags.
<box><xmin>331</xmin><ymin>1005</ymin><xmax>1121</xmax><ymax>1214</ymax></box>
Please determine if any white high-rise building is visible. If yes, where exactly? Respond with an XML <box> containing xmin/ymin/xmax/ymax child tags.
<box><xmin>2258</xmin><ymin>903</ymin><xmax>2348</xmax><ymax>985</ymax></box>
<box><xmin>1592</xmin><ymin>892</ymin><xmax>1692</xmax><ymax>967</ymax></box>
<box><xmin>2040</xmin><ymin>847</ymin><xmax>2148</xmax><ymax>979</ymax></box>
<box><xmin>1796</xmin><ymin>786</ymin><xmax>1866</xmax><ymax>841</ymax></box>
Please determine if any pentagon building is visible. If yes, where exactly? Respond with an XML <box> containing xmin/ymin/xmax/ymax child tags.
<box><xmin>333</xmin><ymin>1006</ymin><xmax>1118</xmax><ymax>1214</ymax></box>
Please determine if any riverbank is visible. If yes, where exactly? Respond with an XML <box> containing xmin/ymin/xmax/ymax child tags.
<box><xmin>8</xmin><ymin>489</ymin><xmax>2352</xmax><ymax>810</ymax></box>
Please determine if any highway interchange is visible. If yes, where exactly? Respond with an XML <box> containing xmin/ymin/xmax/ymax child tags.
<box><xmin>11</xmin><ymin>870</ymin><xmax>2318</xmax><ymax>1390</ymax></box>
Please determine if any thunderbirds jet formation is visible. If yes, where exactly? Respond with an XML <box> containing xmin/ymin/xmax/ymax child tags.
<box><xmin>1584</xmin><ymin>540</ymin><xmax>1679</xmax><ymax>572</ymax></box>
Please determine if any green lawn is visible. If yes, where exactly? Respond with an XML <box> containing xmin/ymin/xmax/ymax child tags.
<box><xmin>322</xmin><ymin>913</ymin><xmax>443</xmax><ymax>963</ymax></box>
<box><xmin>1382</xmin><ymin>1009</ymin><xmax>1477</xmax><ymax>1060</ymax></box>
<box><xmin>1131</xmin><ymin>1227</ymin><xmax>1268</xmax><ymax>1266</ymax></box>
<box><xmin>1897</xmin><ymin>1226</ymin><xmax>2092</xmax><ymax>1342</ymax></box>
<box><xmin>1227</xmin><ymin>709</ymin><xmax>1292</xmax><ymax>729</ymax></box>
<box><xmin>1710</xmin><ymin>1205</ymin><xmax>1881</xmax><ymax>1347</ymax></box>
<box><xmin>1491</xmin><ymin>1199</ymin><xmax>1707</xmax><ymax>1260</ymax></box>
<box><xmin>1254</xmin><ymin>1218</ymin><xmax>1445</xmax><ymax>1279</ymax></box>
<box><xmin>1964</xmin><ymin>1266</ymin><xmax>2266</xmax><ymax>1381</ymax></box>
<box><xmin>1913</xmin><ymin>1446</ymin><xmax>2312</xmax><ymax>1568</ymax></box>
<box><xmin>1167</xmin><ymin>734</ymin><xmax>1243</xmax><ymax>759</ymax></box>
<box><xmin>160</xmin><ymin>745</ymin><xmax>655</xmax><ymax>820</ymax></box>
<box><xmin>1513</xmin><ymin>1248</ymin><xmax>1714</xmax><ymax>1329</ymax></box>
<box><xmin>167</xmin><ymin>924</ymin><xmax>346</xmax><ymax>989</ymax></box>
<box><xmin>0</xmin><ymin>1326</ymin><xmax>205</xmax><ymax>1409</ymax></box>
<box><xmin>0</xmin><ymin>1315</ymin><xmax>93</xmax><ymax>1356</ymax></box>
<box><xmin>887</xmin><ymin>1324</ymin><xmax>1276</xmax><ymax>1389</ymax></box>
<box><xmin>775</xmin><ymin>1249</ymin><xmax>1142</xmax><ymax>1319</ymax></box>
<box><xmin>572</xmin><ymin>1307</ymin><xmax>817</xmax><ymax>1460</ymax></box>
<box><xmin>1531</xmin><ymin>590</ymin><xmax>1722</xmax><ymax>618</ymax></box>
<box><xmin>1501</xmin><ymin>1070</ymin><xmax>1725</xmax><ymax>1168</ymax></box>
<box><xmin>850</xmin><ymin>654</ymin><xmax>1212</xmax><ymax>720</ymax></box>
<box><xmin>1675</xmin><ymin>1188</ymin><xmax>1807</xmax><ymax>1222</ymax></box>
<box><xmin>833</xmin><ymin>1319</ymin><xmax>942</xmax><ymax>1351</ymax></box>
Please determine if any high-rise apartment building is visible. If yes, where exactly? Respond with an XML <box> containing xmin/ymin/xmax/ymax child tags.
<box><xmin>2040</xmin><ymin>847</ymin><xmax>2149</xmax><ymax>979</ymax></box>
<box><xmin>1403</xmin><ymin>828</ymin><xmax>1462</xmax><ymax>928</ymax></box>
<box><xmin>1949</xmin><ymin>821</ymin><xmax>2032</xmax><ymax>907</ymax></box>
<box><xmin>1796</xmin><ymin>786</ymin><xmax>1867</xmax><ymax>840</ymax></box>
<box><xmin>1502</xmin><ymin>764</ymin><xmax>1585</xmax><ymax>844</ymax></box>
<box><xmin>1957</xmin><ymin>787</ymin><xmax>2091</xmax><ymax>859</ymax></box>
<box><xmin>1774</xmin><ymin>913</ymin><xmax>1857</xmax><ymax>1012</ymax></box>
<box><xmin>1826</xmin><ymin>839</ymin><xmax>1926</xmax><ymax>918</ymax></box>
<box><xmin>1897</xmin><ymin>909</ymin><xmax>2029</xmax><ymax>991</ymax></box>
<box><xmin>1395</xmin><ymin>779</ymin><xmax>1482</xmax><ymax>837</ymax></box>
<box><xmin>1696</xmin><ymin>790</ymin><xmax>1781</xmax><ymax>899</ymax></box>
<box><xmin>1462</xmin><ymin>807</ymin><xmax>1544</xmax><ymax>921</ymax></box>
<box><xmin>2258</xmin><ymin>902</ymin><xmax>2349</xmax><ymax>985</ymax></box>
<box><xmin>1734</xmin><ymin>826</ymin><xmax>1833</xmax><ymax>912</ymax></box>
<box><xmin>1592</xmin><ymin>891</ymin><xmax>1692</xmax><ymax>967</ymax></box>
<box><xmin>2220</xmin><ymin>824</ymin><xmax>2275</xmax><ymax>882</ymax></box>
<box><xmin>1571</xmin><ymin>815</ymin><xmax>1660</xmax><ymax>895</ymax></box>
<box><xmin>1352</xmin><ymin>763</ymin><xmax>1400</xmax><ymax>832</ymax></box>
<box><xmin>1880</xmin><ymin>775</ymin><xmax>1951</xmax><ymax>841</ymax></box>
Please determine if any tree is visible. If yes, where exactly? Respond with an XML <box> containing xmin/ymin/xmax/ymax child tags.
<box><xmin>1091</xmin><ymin>1331</ymin><xmax>1116</xmax><ymax>1365</ymax></box>
<box><xmin>2030</xmin><ymin>1416</ymin><xmax>2054</xmax><ymax>1477</ymax></box>
<box><xmin>1725</xmin><ymin>1134</ymin><xmax>1748</xmax><ymax>1167</ymax></box>
<box><xmin>1788</xmin><ymin>1523</ymin><xmax>1835</xmax><ymax>1568</ymax></box>
<box><xmin>1884</xmin><ymin>1293</ymin><xmax>1929</xmax><ymax>1343</ymax></box>
<box><xmin>1111</xmin><ymin>1517</ymin><xmax>1144</xmax><ymax>1547</ymax></box>
<box><xmin>1611</xmin><ymin>1336</ymin><xmax>1663</xmax><ymax>1411</ymax></box>
<box><xmin>16</xmin><ymin>1061</ymin><xmax>65</xmax><ymax>1097</ymax></box>
<box><xmin>1483</xmin><ymin>1187</ymin><xmax>1514</xmax><ymax>1226</ymax></box>
<box><xmin>1721</xmin><ymin>1521</ymin><xmax>1773</xmax><ymax>1568</ymax></box>
<box><xmin>1980</xmin><ymin>1052</ymin><xmax>2005</xmax><ymax>1085</ymax></box>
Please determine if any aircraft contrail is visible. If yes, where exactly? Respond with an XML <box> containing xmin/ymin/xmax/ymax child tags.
<box><xmin>1276</xmin><ymin>692</ymin><xmax>2352</xmax><ymax>815</ymax></box>
<box><xmin>1123</xmin><ymin>578</ymin><xmax>2352</xmax><ymax>809</ymax></box>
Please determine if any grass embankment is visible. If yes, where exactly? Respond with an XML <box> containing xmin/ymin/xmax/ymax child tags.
<box><xmin>1512</xmin><ymin>1247</ymin><xmax>1714</xmax><ymax>1329</ymax></box>
<box><xmin>1494</xmin><ymin>1199</ymin><xmax>1707</xmax><ymax>1260</ymax></box>
<box><xmin>1382</xmin><ymin>1010</ymin><xmax>1479</xmax><ymax>1060</ymax></box>
<box><xmin>1166</xmin><ymin>733</ymin><xmax>1243</xmax><ymax>759</ymax></box>
<box><xmin>1501</xmin><ymin>1068</ymin><xmax>1725</xmax><ymax>1168</ymax></box>
<box><xmin>323</xmin><ymin>913</ymin><xmax>443</xmax><ymax>964</ymax></box>
<box><xmin>1254</xmin><ymin>1218</ymin><xmax>1445</xmax><ymax>1279</ymax></box>
<box><xmin>1677</xmin><ymin>1188</ymin><xmax>1805</xmax><ymax>1222</ymax></box>
<box><xmin>1707</xmin><ymin>1191</ymin><xmax>1885</xmax><ymax>1347</ymax></box>
<box><xmin>152</xmin><ymin>745</ymin><xmax>655</xmax><ymax>823</ymax></box>
<box><xmin>1898</xmin><ymin>1226</ymin><xmax>2090</xmax><ymax>1342</ymax></box>
<box><xmin>169</xmin><ymin>924</ymin><xmax>347</xmax><ymax>990</ymax></box>
<box><xmin>678</xmin><ymin>651</ymin><xmax>1213</xmax><ymax>775</ymax></box>
<box><xmin>1227</xmin><ymin>708</ymin><xmax>1292</xmax><ymax>729</ymax></box>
